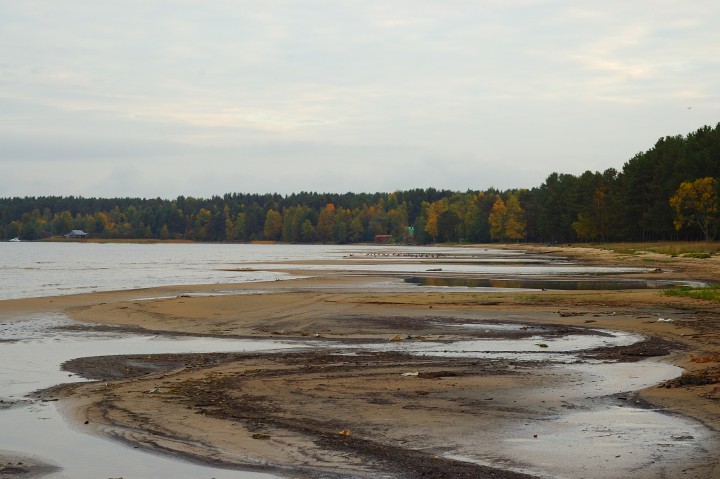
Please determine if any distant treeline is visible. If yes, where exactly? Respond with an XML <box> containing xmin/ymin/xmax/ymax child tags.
<box><xmin>2</xmin><ymin>124</ymin><xmax>720</xmax><ymax>243</ymax></box>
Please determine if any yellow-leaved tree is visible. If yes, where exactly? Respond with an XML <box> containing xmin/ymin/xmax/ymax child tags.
<box><xmin>263</xmin><ymin>209</ymin><xmax>283</xmax><ymax>241</ymax></box>
<box><xmin>488</xmin><ymin>197</ymin><xmax>507</xmax><ymax>241</ymax></box>
<box><xmin>316</xmin><ymin>203</ymin><xmax>336</xmax><ymax>241</ymax></box>
<box><xmin>669</xmin><ymin>177</ymin><xmax>719</xmax><ymax>241</ymax></box>
<box><xmin>505</xmin><ymin>194</ymin><xmax>526</xmax><ymax>242</ymax></box>
<box><xmin>489</xmin><ymin>194</ymin><xmax>526</xmax><ymax>242</ymax></box>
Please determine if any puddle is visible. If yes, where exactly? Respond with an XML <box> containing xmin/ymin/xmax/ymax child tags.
<box><xmin>445</xmin><ymin>322</ymin><xmax>549</xmax><ymax>332</ymax></box>
<box><xmin>498</xmin><ymin>406</ymin><xmax>712</xmax><ymax>479</ymax></box>
<box><xmin>443</xmin><ymin>361</ymin><xmax>713</xmax><ymax>479</ymax></box>
<box><xmin>0</xmin><ymin>314</ymin><xmax>309</xmax><ymax>399</ymax></box>
<box><xmin>404</xmin><ymin>276</ymin><xmax>694</xmax><ymax>290</ymax></box>
<box><xmin>1</xmin><ymin>404</ymin><xmax>281</xmax><ymax>479</ymax></box>
<box><xmin>0</xmin><ymin>314</ymin><xmax>309</xmax><ymax>478</ymax></box>
<box><xmin>359</xmin><ymin>329</ymin><xmax>644</xmax><ymax>359</ymax></box>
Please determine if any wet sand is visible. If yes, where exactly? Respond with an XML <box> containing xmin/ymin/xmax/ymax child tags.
<box><xmin>0</xmin><ymin>452</ymin><xmax>59</xmax><ymax>478</ymax></box>
<box><xmin>3</xmin><ymin>244</ymin><xmax>720</xmax><ymax>478</ymax></box>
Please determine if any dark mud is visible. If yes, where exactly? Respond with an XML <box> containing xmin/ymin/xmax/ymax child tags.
<box><xmin>54</xmin><ymin>339</ymin><xmax>672</xmax><ymax>479</ymax></box>
<box><xmin>47</xmin><ymin>315</ymin><xmax>692</xmax><ymax>479</ymax></box>
<box><xmin>59</xmin><ymin>350</ymin><xmax>548</xmax><ymax>479</ymax></box>
<box><xmin>581</xmin><ymin>337</ymin><xmax>680</xmax><ymax>361</ymax></box>
<box><xmin>0</xmin><ymin>454</ymin><xmax>59</xmax><ymax>478</ymax></box>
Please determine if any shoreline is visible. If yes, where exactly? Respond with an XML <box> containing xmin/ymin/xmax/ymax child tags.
<box><xmin>2</xmin><ymin>244</ymin><xmax>720</xmax><ymax>478</ymax></box>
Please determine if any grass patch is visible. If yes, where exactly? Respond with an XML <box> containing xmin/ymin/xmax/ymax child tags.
<box><xmin>682</xmin><ymin>252</ymin><xmax>713</xmax><ymax>259</ymax></box>
<box><xmin>605</xmin><ymin>247</ymin><xmax>639</xmax><ymax>255</ymax></box>
<box><xmin>592</xmin><ymin>242</ymin><xmax>720</xmax><ymax>257</ymax></box>
<box><xmin>663</xmin><ymin>284</ymin><xmax>720</xmax><ymax>302</ymax></box>
<box><xmin>518</xmin><ymin>294</ymin><xmax>545</xmax><ymax>305</ymax></box>
<box><xmin>644</xmin><ymin>243</ymin><xmax>719</xmax><ymax>257</ymax></box>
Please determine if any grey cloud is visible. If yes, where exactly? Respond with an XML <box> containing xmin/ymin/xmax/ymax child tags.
<box><xmin>1</xmin><ymin>1</ymin><xmax>719</xmax><ymax>198</ymax></box>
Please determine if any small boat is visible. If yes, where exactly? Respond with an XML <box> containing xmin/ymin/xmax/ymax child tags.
<box><xmin>9</xmin><ymin>237</ymin><xmax>21</xmax><ymax>242</ymax></box>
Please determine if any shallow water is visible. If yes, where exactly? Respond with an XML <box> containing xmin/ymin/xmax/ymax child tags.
<box><xmin>359</xmin><ymin>328</ymin><xmax>644</xmax><ymax>359</ymax></box>
<box><xmin>0</xmin><ymin>314</ymin><xmax>309</xmax><ymax>399</ymax></box>
<box><xmin>0</xmin><ymin>242</ymin><xmax>648</xmax><ymax>300</ymax></box>
<box><xmin>0</xmin><ymin>314</ymin><xmax>309</xmax><ymax>479</ymax></box>
<box><xmin>494</xmin><ymin>362</ymin><xmax>713</xmax><ymax>479</ymax></box>
<box><xmin>0</xmin><ymin>243</ymin><xmax>714</xmax><ymax>478</ymax></box>
<box><xmin>1</xmin><ymin>405</ymin><xmax>281</xmax><ymax>479</ymax></box>
<box><xmin>405</xmin><ymin>276</ymin><xmax>691</xmax><ymax>290</ymax></box>
<box><xmin>0</xmin><ymin>311</ymin><xmax>691</xmax><ymax>478</ymax></box>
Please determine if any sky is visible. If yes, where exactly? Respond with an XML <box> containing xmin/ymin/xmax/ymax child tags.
<box><xmin>1</xmin><ymin>1</ymin><xmax>719</xmax><ymax>199</ymax></box>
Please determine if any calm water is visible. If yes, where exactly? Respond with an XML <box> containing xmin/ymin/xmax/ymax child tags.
<box><xmin>0</xmin><ymin>242</ymin><xmax>649</xmax><ymax>300</ymax></box>
<box><xmin>404</xmin><ymin>276</ymin><xmax>684</xmax><ymax>290</ymax></box>
<box><xmin>0</xmin><ymin>314</ymin><xmax>306</xmax><ymax>479</ymax></box>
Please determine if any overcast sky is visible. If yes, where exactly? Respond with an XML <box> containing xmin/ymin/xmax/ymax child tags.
<box><xmin>1</xmin><ymin>1</ymin><xmax>718</xmax><ymax>199</ymax></box>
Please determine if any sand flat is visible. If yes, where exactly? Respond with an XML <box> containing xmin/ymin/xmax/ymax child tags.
<box><xmin>3</xmin><ymin>245</ymin><xmax>720</xmax><ymax>478</ymax></box>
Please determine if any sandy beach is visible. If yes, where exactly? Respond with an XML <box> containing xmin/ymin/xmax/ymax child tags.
<box><xmin>2</xmin><ymin>244</ymin><xmax>720</xmax><ymax>478</ymax></box>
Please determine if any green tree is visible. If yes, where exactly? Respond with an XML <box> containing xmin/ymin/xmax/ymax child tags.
<box><xmin>300</xmin><ymin>219</ymin><xmax>317</xmax><ymax>242</ymax></box>
<box><xmin>572</xmin><ymin>212</ymin><xmax>597</xmax><ymax>240</ymax></box>
<box><xmin>193</xmin><ymin>208</ymin><xmax>212</xmax><ymax>241</ymax></box>
<box><xmin>348</xmin><ymin>215</ymin><xmax>364</xmax><ymax>242</ymax></box>
<box><xmin>438</xmin><ymin>209</ymin><xmax>460</xmax><ymax>242</ymax></box>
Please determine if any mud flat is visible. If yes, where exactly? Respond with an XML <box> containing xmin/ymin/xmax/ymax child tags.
<box><xmin>0</xmin><ymin>451</ymin><xmax>59</xmax><ymax>478</ymax></box>
<box><xmin>1</xmin><ymin>244</ymin><xmax>719</xmax><ymax>478</ymax></box>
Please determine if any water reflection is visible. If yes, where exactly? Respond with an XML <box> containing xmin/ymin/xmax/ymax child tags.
<box><xmin>405</xmin><ymin>276</ymin><xmax>687</xmax><ymax>290</ymax></box>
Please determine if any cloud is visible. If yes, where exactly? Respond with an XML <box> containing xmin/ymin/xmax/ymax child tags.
<box><xmin>1</xmin><ymin>1</ymin><xmax>719</xmax><ymax>198</ymax></box>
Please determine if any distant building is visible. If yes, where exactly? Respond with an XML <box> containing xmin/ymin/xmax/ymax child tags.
<box><xmin>65</xmin><ymin>230</ymin><xmax>88</xmax><ymax>239</ymax></box>
<box><xmin>374</xmin><ymin>234</ymin><xmax>392</xmax><ymax>243</ymax></box>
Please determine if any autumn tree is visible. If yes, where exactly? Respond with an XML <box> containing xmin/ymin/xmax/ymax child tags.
<box><xmin>422</xmin><ymin>199</ymin><xmax>448</xmax><ymax>243</ymax></box>
<box><xmin>669</xmin><ymin>177</ymin><xmax>719</xmax><ymax>241</ymax></box>
<box><xmin>263</xmin><ymin>209</ymin><xmax>283</xmax><ymax>241</ymax></box>
<box><xmin>488</xmin><ymin>197</ymin><xmax>507</xmax><ymax>241</ymax></box>
<box><xmin>504</xmin><ymin>194</ymin><xmax>526</xmax><ymax>241</ymax></box>
<box><xmin>316</xmin><ymin>203</ymin><xmax>336</xmax><ymax>241</ymax></box>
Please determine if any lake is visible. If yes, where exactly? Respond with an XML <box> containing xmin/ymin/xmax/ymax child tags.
<box><xmin>0</xmin><ymin>242</ymin><xmax>651</xmax><ymax>300</ymax></box>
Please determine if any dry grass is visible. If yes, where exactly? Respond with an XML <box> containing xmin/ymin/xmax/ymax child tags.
<box><xmin>691</xmin><ymin>353</ymin><xmax>720</xmax><ymax>364</ymax></box>
<box><xmin>585</xmin><ymin>241</ymin><xmax>720</xmax><ymax>257</ymax></box>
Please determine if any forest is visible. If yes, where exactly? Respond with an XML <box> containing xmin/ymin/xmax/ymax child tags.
<box><xmin>2</xmin><ymin>123</ymin><xmax>720</xmax><ymax>244</ymax></box>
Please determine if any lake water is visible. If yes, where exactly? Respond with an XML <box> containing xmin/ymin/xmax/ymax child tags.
<box><xmin>0</xmin><ymin>242</ymin><xmax>650</xmax><ymax>300</ymax></box>
<box><xmin>0</xmin><ymin>243</ymin><xmax>713</xmax><ymax>478</ymax></box>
